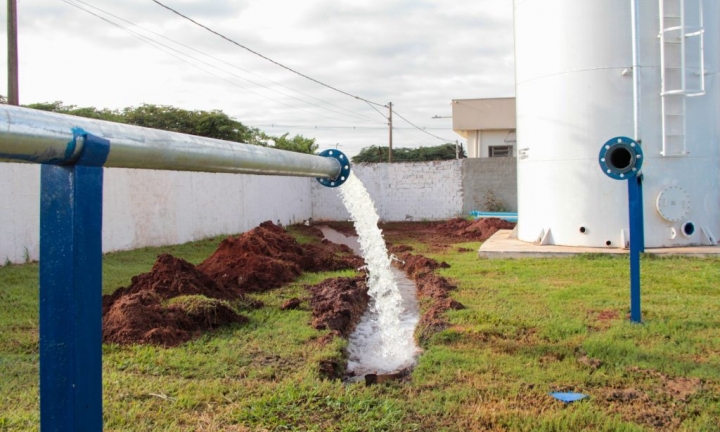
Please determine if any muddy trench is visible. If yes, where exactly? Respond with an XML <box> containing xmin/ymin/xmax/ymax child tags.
<box><xmin>102</xmin><ymin>218</ymin><xmax>512</xmax><ymax>381</ymax></box>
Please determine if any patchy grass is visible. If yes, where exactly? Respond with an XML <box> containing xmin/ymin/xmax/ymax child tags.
<box><xmin>1</xmin><ymin>232</ymin><xmax>719</xmax><ymax>431</ymax></box>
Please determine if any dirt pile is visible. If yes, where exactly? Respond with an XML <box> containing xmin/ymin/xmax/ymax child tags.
<box><xmin>307</xmin><ymin>276</ymin><xmax>369</xmax><ymax>337</ymax></box>
<box><xmin>103</xmin><ymin>221</ymin><xmax>363</xmax><ymax>347</ymax></box>
<box><xmin>396</xmin><ymin>253</ymin><xmax>464</xmax><ymax>343</ymax></box>
<box><xmin>434</xmin><ymin>217</ymin><xmax>516</xmax><ymax>242</ymax></box>
<box><xmin>102</xmin><ymin>254</ymin><xmax>250</xmax><ymax>347</ymax></box>
<box><xmin>198</xmin><ymin>221</ymin><xmax>362</xmax><ymax>292</ymax></box>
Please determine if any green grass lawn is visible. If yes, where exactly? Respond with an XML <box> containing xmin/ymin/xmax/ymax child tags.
<box><xmin>1</xmin><ymin>231</ymin><xmax>719</xmax><ymax>431</ymax></box>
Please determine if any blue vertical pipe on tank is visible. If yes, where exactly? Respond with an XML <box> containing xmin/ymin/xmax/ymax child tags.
<box><xmin>40</xmin><ymin>131</ymin><xmax>108</xmax><ymax>431</ymax></box>
<box><xmin>627</xmin><ymin>174</ymin><xmax>643</xmax><ymax>322</ymax></box>
<box><xmin>599</xmin><ymin>136</ymin><xmax>644</xmax><ymax>323</ymax></box>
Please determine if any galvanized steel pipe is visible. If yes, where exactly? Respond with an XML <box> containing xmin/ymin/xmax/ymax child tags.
<box><xmin>0</xmin><ymin>105</ymin><xmax>343</xmax><ymax>179</ymax></box>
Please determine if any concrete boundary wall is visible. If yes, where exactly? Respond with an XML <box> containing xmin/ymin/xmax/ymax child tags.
<box><xmin>0</xmin><ymin>163</ymin><xmax>312</xmax><ymax>264</ymax></box>
<box><xmin>312</xmin><ymin>158</ymin><xmax>517</xmax><ymax>221</ymax></box>
<box><xmin>2</xmin><ymin>159</ymin><xmax>517</xmax><ymax>264</ymax></box>
<box><xmin>461</xmin><ymin>157</ymin><xmax>517</xmax><ymax>213</ymax></box>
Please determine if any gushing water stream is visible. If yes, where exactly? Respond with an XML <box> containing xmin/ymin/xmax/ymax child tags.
<box><xmin>328</xmin><ymin>173</ymin><xmax>419</xmax><ymax>375</ymax></box>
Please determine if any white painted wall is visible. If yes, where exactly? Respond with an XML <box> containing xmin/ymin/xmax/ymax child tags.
<box><xmin>463</xmin><ymin>130</ymin><xmax>515</xmax><ymax>158</ymax></box>
<box><xmin>2</xmin><ymin>158</ymin><xmax>516</xmax><ymax>264</ymax></box>
<box><xmin>312</xmin><ymin>160</ymin><xmax>464</xmax><ymax>222</ymax></box>
<box><xmin>479</xmin><ymin>130</ymin><xmax>515</xmax><ymax>158</ymax></box>
<box><xmin>0</xmin><ymin>163</ymin><xmax>312</xmax><ymax>264</ymax></box>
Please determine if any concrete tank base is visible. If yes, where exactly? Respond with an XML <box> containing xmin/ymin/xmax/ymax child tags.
<box><xmin>479</xmin><ymin>230</ymin><xmax>720</xmax><ymax>259</ymax></box>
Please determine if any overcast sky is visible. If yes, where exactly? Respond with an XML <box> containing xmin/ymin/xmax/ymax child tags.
<box><xmin>2</xmin><ymin>0</ymin><xmax>515</xmax><ymax>156</ymax></box>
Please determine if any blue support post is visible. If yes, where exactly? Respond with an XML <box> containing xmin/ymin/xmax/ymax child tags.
<box><xmin>627</xmin><ymin>174</ymin><xmax>644</xmax><ymax>323</ymax></box>
<box><xmin>39</xmin><ymin>133</ymin><xmax>109</xmax><ymax>431</ymax></box>
<box><xmin>599</xmin><ymin>136</ymin><xmax>645</xmax><ymax>324</ymax></box>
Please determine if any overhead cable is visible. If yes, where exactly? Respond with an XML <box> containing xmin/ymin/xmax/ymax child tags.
<box><xmin>150</xmin><ymin>0</ymin><xmax>388</xmax><ymax>108</ymax></box>
<box><xmin>392</xmin><ymin>110</ymin><xmax>455</xmax><ymax>142</ymax></box>
<box><xmin>64</xmin><ymin>0</ymin><xmax>383</xmax><ymax>125</ymax></box>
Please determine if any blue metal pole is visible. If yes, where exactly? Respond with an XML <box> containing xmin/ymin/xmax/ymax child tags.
<box><xmin>627</xmin><ymin>174</ymin><xmax>644</xmax><ymax>323</ymax></box>
<box><xmin>39</xmin><ymin>133</ymin><xmax>109</xmax><ymax>431</ymax></box>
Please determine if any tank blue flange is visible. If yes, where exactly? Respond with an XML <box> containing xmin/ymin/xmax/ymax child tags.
<box><xmin>598</xmin><ymin>136</ymin><xmax>643</xmax><ymax>181</ymax></box>
<box><xmin>316</xmin><ymin>149</ymin><xmax>351</xmax><ymax>188</ymax></box>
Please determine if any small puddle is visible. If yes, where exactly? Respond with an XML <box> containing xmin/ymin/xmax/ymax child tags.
<box><xmin>320</xmin><ymin>226</ymin><xmax>420</xmax><ymax>379</ymax></box>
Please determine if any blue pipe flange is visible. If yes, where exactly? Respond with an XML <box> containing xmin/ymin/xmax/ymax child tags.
<box><xmin>316</xmin><ymin>149</ymin><xmax>351</xmax><ymax>188</ymax></box>
<box><xmin>598</xmin><ymin>136</ymin><xmax>643</xmax><ymax>181</ymax></box>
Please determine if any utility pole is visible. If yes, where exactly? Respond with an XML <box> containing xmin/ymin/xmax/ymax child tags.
<box><xmin>387</xmin><ymin>102</ymin><xmax>393</xmax><ymax>163</ymax></box>
<box><xmin>8</xmin><ymin>0</ymin><xmax>19</xmax><ymax>105</ymax></box>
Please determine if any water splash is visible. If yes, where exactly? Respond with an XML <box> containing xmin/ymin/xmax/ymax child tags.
<box><xmin>338</xmin><ymin>173</ymin><xmax>418</xmax><ymax>372</ymax></box>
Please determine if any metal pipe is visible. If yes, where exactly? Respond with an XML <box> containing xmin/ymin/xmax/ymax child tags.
<box><xmin>0</xmin><ymin>105</ymin><xmax>342</xmax><ymax>179</ymax></box>
<box><xmin>630</xmin><ymin>0</ymin><xmax>641</xmax><ymax>142</ymax></box>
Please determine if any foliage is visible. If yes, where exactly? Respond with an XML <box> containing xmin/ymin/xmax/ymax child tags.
<box><xmin>483</xmin><ymin>190</ymin><xmax>508</xmax><ymax>212</ymax></box>
<box><xmin>352</xmin><ymin>143</ymin><xmax>466</xmax><ymax>163</ymax></box>
<box><xmin>1</xmin><ymin>231</ymin><xmax>719</xmax><ymax>430</ymax></box>
<box><xmin>23</xmin><ymin>101</ymin><xmax>315</xmax><ymax>153</ymax></box>
<box><xmin>270</xmin><ymin>132</ymin><xmax>318</xmax><ymax>154</ymax></box>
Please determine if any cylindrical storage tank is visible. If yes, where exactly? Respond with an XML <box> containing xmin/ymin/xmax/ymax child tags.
<box><xmin>514</xmin><ymin>0</ymin><xmax>720</xmax><ymax>248</ymax></box>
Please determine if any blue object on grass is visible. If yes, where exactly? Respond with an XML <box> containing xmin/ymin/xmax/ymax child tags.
<box><xmin>549</xmin><ymin>392</ymin><xmax>589</xmax><ymax>403</ymax></box>
<box><xmin>469</xmin><ymin>211</ymin><xmax>518</xmax><ymax>223</ymax></box>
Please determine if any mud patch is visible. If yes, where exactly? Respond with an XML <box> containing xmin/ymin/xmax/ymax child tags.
<box><xmin>307</xmin><ymin>276</ymin><xmax>369</xmax><ymax>337</ymax></box>
<box><xmin>433</xmin><ymin>217</ymin><xmax>516</xmax><ymax>242</ymax></box>
<box><xmin>280</xmin><ymin>298</ymin><xmax>302</xmax><ymax>310</ymax></box>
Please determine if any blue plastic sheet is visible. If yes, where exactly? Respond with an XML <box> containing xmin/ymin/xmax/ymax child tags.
<box><xmin>549</xmin><ymin>392</ymin><xmax>589</xmax><ymax>403</ymax></box>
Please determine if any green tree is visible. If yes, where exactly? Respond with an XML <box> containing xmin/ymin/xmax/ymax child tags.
<box><xmin>352</xmin><ymin>143</ymin><xmax>465</xmax><ymax>163</ymax></box>
<box><xmin>24</xmin><ymin>101</ymin><xmax>322</xmax><ymax>154</ymax></box>
<box><xmin>24</xmin><ymin>101</ymin><xmax>124</xmax><ymax>122</ymax></box>
<box><xmin>271</xmin><ymin>133</ymin><xmax>318</xmax><ymax>154</ymax></box>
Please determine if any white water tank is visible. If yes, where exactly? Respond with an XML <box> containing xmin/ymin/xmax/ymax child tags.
<box><xmin>514</xmin><ymin>0</ymin><xmax>720</xmax><ymax>248</ymax></box>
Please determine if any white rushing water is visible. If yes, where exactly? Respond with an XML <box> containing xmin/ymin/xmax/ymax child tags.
<box><xmin>335</xmin><ymin>173</ymin><xmax>419</xmax><ymax>374</ymax></box>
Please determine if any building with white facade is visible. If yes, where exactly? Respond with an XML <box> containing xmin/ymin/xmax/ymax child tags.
<box><xmin>451</xmin><ymin>97</ymin><xmax>516</xmax><ymax>158</ymax></box>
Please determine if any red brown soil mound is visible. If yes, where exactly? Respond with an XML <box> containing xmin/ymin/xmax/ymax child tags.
<box><xmin>103</xmin><ymin>221</ymin><xmax>362</xmax><ymax>347</ymax></box>
<box><xmin>307</xmin><ymin>276</ymin><xmax>369</xmax><ymax>337</ymax></box>
<box><xmin>197</xmin><ymin>221</ymin><xmax>361</xmax><ymax>292</ymax></box>
<box><xmin>102</xmin><ymin>254</ymin><xmax>250</xmax><ymax>346</ymax></box>
<box><xmin>434</xmin><ymin>217</ymin><xmax>516</xmax><ymax>242</ymax></box>
<box><xmin>103</xmin><ymin>254</ymin><xmax>238</xmax><ymax>311</ymax></box>
<box><xmin>103</xmin><ymin>292</ymin><xmax>247</xmax><ymax>347</ymax></box>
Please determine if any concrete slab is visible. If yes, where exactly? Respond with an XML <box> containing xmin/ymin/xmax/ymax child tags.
<box><xmin>479</xmin><ymin>230</ymin><xmax>720</xmax><ymax>259</ymax></box>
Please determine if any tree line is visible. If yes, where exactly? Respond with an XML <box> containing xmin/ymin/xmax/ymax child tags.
<box><xmin>351</xmin><ymin>143</ymin><xmax>465</xmax><ymax>163</ymax></box>
<box><xmin>23</xmin><ymin>101</ymin><xmax>318</xmax><ymax>155</ymax></box>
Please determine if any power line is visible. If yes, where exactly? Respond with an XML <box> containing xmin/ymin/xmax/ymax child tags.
<box><xmin>150</xmin><ymin>0</ymin><xmax>388</xmax><ymax>108</ymax></box>
<box><xmin>393</xmin><ymin>128</ymin><xmax>436</xmax><ymax>147</ymax></box>
<box><xmin>71</xmin><ymin>0</ymin><xmax>383</xmax><ymax>125</ymax></box>
<box><xmin>251</xmin><ymin>124</ymin><xmax>451</xmax><ymax>131</ymax></box>
<box><xmin>392</xmin><ymin>110</ymin><xmax>455</xmax><ymax>142</ymax></box>
<box><xmin>63</xmin><ymin>0</ymin><xmax>384</xmax><ymax>126</ymax></box>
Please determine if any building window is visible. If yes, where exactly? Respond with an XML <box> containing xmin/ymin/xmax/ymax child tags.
<box><xmin>489</xmin><ymin>145</ymin><xmax>513</xmax><ymax>157</ymax></box>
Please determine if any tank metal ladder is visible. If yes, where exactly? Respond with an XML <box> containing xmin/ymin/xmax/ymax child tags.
<box><xmin>659</xmin><ymin>0</ymin><xmax>706</xmax><ymax>156</ymax></box>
